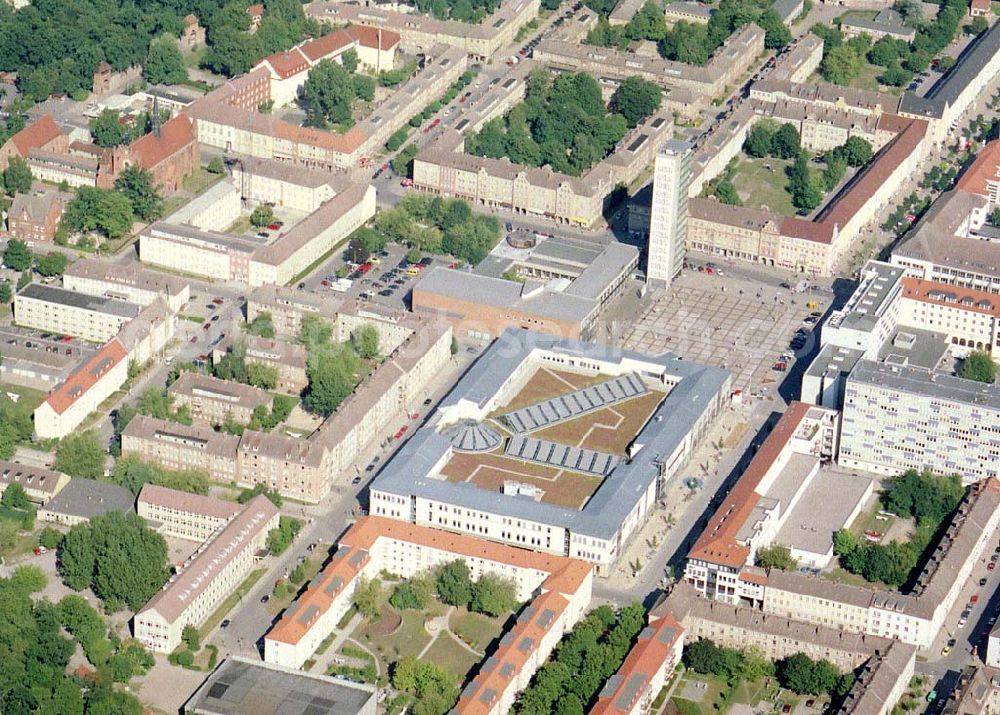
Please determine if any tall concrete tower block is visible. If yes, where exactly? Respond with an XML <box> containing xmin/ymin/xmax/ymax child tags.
<box><xmin>647</xmin><ymin>139</ymin><xmax>692</xmax><ymax>288</ymax></box>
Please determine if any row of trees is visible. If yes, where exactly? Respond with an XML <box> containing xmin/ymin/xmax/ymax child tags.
<box><xmin>684</xmin><ymin>639</ymin><xmax>852</xmax><ymax>698</ymax></box>
<box><xmin>834</xmin><ymin>469</ymin><xmax>964</xmax><ymax>587</ymax></box>
<box><xmin>372</xmin><ymin>194</ymin><xmax>502</xmax><ymax>265</ymax></box>
<box><xmin>466</xmin><ymin>70</ymin><xmax>659</xmax><ymax>177</ymax></box>
<box><xmin>515</xmin><ymin>603</ymin><xmax>646</xmax><ymax>714</ymax></box>
<box><xmin>0</xmin><ymin>565</ymin><xmax>147</xmax><ymax>713</ymax></box>
<box><xmin>266</xmin><ymin>515</ymin><xmax>302</xmax><ymax>555</ymax></box>
<box><xmin>3</xmin><ymin>238</ymin><xmax>69</xmax><ymax>277</ymax></box>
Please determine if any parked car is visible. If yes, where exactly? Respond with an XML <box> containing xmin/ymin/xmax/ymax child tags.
<box><xmin>220</xmin><ymin>619</ymin><xmax>231</xmax><ymax>628</ymax></box>
<box><xmin>260</xmin><ymin>594</ymin><xmax>270</xmax><ymax>604</ymax></box>
<box><xmin>351</xmin><ymin>476</ymin><xmax>362</xmax><ymax>485</ymax></box>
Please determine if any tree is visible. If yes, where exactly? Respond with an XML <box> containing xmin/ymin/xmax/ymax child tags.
<box><xmin>182</xmin><ymin>625</ymin><xmax>200</xmax><ymax>652</ymax></box>
<box><xmin>353</xmin><ymin>577</ymin><xmax>383</xmax><ymax>620</ymax></box>
<box><xmin>2</xmin><ymin>156</ymin><xmax>33</xmax><ymax>196</ymax></box>
<box><xmin>959</xmin><ymin>350</ymin><xmax>996</xmax><ymax>383</ymax></box>
<box><xmin>39</xmin><ymin>527</ymin><xmax>62</xmax><ymax>550</ymax></box>
<box><xmin>779</xmin><ymin>653</ymin><xmax>842</xmax><ymax>695</ymax></box>
<box><xmin>821</xmin><ymin>45</ymin><xmax>862</xmax><ymax>85</ymax></box>
<box><xmin>714</xmin><ymin>178</ymin><xmax>742</xmax><ymax>206</ymax></box>
<box><xmin>246</xmin><ymin>311</ymin><xmax>275</xmax><ymax>338</ymax></box>
<box><xmin>1</xmin><ymin>482</ymin><xmax>28</xmax><ymax>509</ymax></box>
<box><xmin>144</xmin><ymin>35</ymin><xmax>187</xmax><ymax>85</ymax></box>
<box><xmin>3</xmin><ymin>238</ymin><xmax>32</xmax><ymax>271</ymax></box>
<box><xmin>250</xmin><ymin>203</ymin><xmax>275</xmax><ymax>228</ymax></box>
<box><xmin>839</xmin><ymin>136</ymin><xmax>874</xmax><ymax>167</ymax></box>
<box><xmin>341</xmin><ymin>48</ymin><xmax>359</xmax><ymax>73</ymax></box>
<box><xmin>301</xmin><ymin>59</ymin><xmax>356</xmax><ymax>128</ymax></box>
<box><xmin>770</xmin><ymin>123</ymin><xmax>801</xmax><ymax>160</ymax></box>
<box><xmin>822</xmin><ymin>156</ymin><xmax>847</xmax><ymax>192</ymax></box>
<box><xmin>207</xmin><ymin>156</ymin><xmax>226</xmax><ymax>175</ymax></box>
<box><xmin>62</xmin><ymin>186</ymin><xmax>135</xmax><ymax>239</ymax></box>
<box><xmin>758</xmin><ymin>9</ymin><xmax>791</xmax><ymax>49</ymax></box>
<box><xmin>351</xmin><ymin>324</ymin><xmax>380</xmax><ymax>360</ymax></box>
<box><xmin>53</xmin><ymin>430</ymin><xmax>105</xmax><ymax>479</ymax></box>
<box><xmin>58</xmin><ymin>511</ymin><xmax>168</xmax><ymax>611</ymax></box>
<box><xmin>744</xmin><ymin>123</ymin><xmax>774</xmax><ymax>158</ymax></box>
<box><xmin>240</xmin><ymin>483</ymin><xmax>284</xmax><ymax>508</ymax></box>
<box><xmin>347</xmin><ymin>238</ymin><xmax>371</xmax><ymax>264</ymax></box>
<box><xmin>436</xmin><ymin>560</ymin><xmax>473</xmax><ymax>607</ymax></box>
<box><xmin>36</xmin><ymin>252</ymin><xmax>69</xmax><ymax>277</ymax></box>
<box><xmin>89</xmin><ymin>110</ymin><xmax>126</xmax><ymax>147</ymax></box>
<box><xmin>470</xmin><ymin>574</ymin><xmax>518</xmax><ymax>616</ymax></box>
<box><xmin>0</xmin><ymin>281</ymin><xmax>11</xmax><ymax>303</ymax></box>
<box><xmin>247</xmin><ymin>362</ymin><xmax>278</xmax><ymax>390</ymax></box>
<box><xmin>880</xmin><ymin>62</ymin><xmax>913</xmax><ymax>87</ymax></box>
<box><xmin>611</xmin><ymin>76</ymin><xmax>661</xmax><ymax>127</ymax></box>
<box><xmin>304</xmin><ymin>342</ymin><xmax>360</xmax><ymax>416</ymax></box>
<box><xmin>390</xmin><ymin>577</ymin><xmax>434</xmax><ymax>610</ymax></box>
<box><xmin>756</xmin><ymin>544</ymin><xmax>798</xmax><ymax>571</ymax></box>
<box><xmin>114</xmin><ymin>165</ymin><xmax>164</xmax><ymax>222</ymax></box>
<box><xmin>965</xmin><ymin>16</ymin><xmax>989</xmax><ymax>36</ymax></box>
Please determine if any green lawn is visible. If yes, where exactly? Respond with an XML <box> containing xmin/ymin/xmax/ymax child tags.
<box><xmin>423</xmin><ymin>631</ymin><xmax>480</xmax><ymax>681</ymax></box>
<box><xmin>0</xmin><ymin>383</ymin><xmax>48</xmax><ymax>412</ymax></box>
<box><xmin>730</xmin><ymin>157</ymin><xmax>797</xmax><ymax>216</ymax></box>
<box><xmin>183</xmin><ymin>168</ymin><xmax>222</xmax><ymax>195</ymax></box>
<box><xmin>354</xmin><ymin>609</ymin><xmax>432</xmax><ymax>674</ymax></box>
<box><xmin>449</xmin><ymin>609</ymin><xmax>505</xmax><ymax>652</ymax></box>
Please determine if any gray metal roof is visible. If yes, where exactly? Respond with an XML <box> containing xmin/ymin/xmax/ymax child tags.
<box><xmin>371</xmin><ymin>329</ymin><xmax>730</xmax><ymax>540</ymax></box>
<box><xmin>182</xmin><ymin>656</ymin><xmax>376</xmax><ymax>715</ymax></box>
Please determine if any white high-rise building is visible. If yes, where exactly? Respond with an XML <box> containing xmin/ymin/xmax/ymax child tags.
<box><xmin>647</xmin><ymin>140</ymin><xmax>692</xmax><ymax>288</ymax></box>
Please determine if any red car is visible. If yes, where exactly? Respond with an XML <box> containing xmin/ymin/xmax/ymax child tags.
<box><xmin>971</xmin><ymin>594</ymin><xmax>980</xmax><ymax>604</ymax></box>
<box><xmin>989</xmin><ymin>562</ymin><xmax>996</xmax><ymax>571</ymax></box>
<box><xmin>358</xmin><ymin>262</ymin><xmax>373</xmax><ymax>274</ymax></box>
<box><xmin>401</xmin><ymin>178</ymin><xmax>413</xmax><ymax>187</ymax></box>
<box><xmin>393</xmin><ymin>425</ymin><xmax>409</xmax><ymax>440</ymax></box>
<box><xmin>321</xmin><ymin>280</ymin><xmax>331</xmax><ymax>287</ymax></box>
<box><xmin>203</xmin><ymin>323</ymin><xmax>211</xmax><ymax>331</ymax></box>
<box><xmin>189</xmin><ymin>336</ymin><xmax>197</xmax><ymax>343</ymax></box>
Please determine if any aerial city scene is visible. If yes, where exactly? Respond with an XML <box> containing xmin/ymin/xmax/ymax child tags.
<box><xmin>0</xmin><ymin>0</ymin><xmax>998</xmax><ymax>712</ymax></box>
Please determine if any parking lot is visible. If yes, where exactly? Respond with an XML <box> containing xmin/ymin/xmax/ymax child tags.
<box><xmin>298</xmin><ymin>242</ymin><xmax>455</xmax><ymax>310</ymax></box>
<box><xmin>622</xmin><ymin>266</ymin><xmax>825</xmax><ymax>390</ymax></box>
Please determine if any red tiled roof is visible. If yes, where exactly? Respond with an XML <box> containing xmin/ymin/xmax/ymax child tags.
<box><xmin>44</xmin><ymin>338</ymin><xmax>128</xmax><ymax>415</ymax></box>
<box><xmin>129</xmin><ymin>115</ymin><xmax>196</xmax><ymax>170</ymax></box>
<box><xmin>266</xmin><ymin>517</ymin><xmax>592</xmax><ymax>646</ymax></box>
<box><xmin>299</xmin><ymin>30</ymin><xmax>355</xmax><ymax>63</ymax></box>
<box><xmin>591</xmin><ymin>614</ymin><xmax>684</xmax><ymax>715</ymax></box>
<box><xmin>458</xmin><ymin>589</ymin><xmax>571</xmax><ymax>715</ymax></box>
<box><xmin>816</xmin><ymin>115</ymin><xmax>927</xmax><ymax>232</ymax></box>
<box><xmin>688</xmin><ymin>402</ymin><xmax>812</xmax><ymax>569</ymax></box>
<box><xmin>348</xmin><ymin>25</ymin><xmax>402</xmax><ymax>51</ymax></box>
<box><xmin>247</xmin><ymin>3</ymin><xmax>264</xmax><ymax>16</ymax></box>
<box><xmin>971</xmin><ymin>0</ymin><xmax>991</xmax><ymax>10</ymax></box>
<box><xmin>272</xmin><ymin>120</ymin><xmax>367</xmax><ymax>153</ymax></box>
<box><xmin>956</xmin><ymin>138</ymin><xmax>1000</xmax><ymax>197</ymax></box>
<box><xmin>8</xmin><ymin>115</ymin><xmax>61</xmax><ymax>159</ymax></box>
<box><xmin>901</xmin><ymin>276</ymin><xmax>1000</xmax><ymax>318</ymax></box>
<box><xmin>781</xmin><ymin>215</ymin><xmax>834</xmax><ymax>244</ymax></box>
<box><xmin>261</xmin><ymin>48</ymin><xmax>310</xmax><ymax>80</ymax></box>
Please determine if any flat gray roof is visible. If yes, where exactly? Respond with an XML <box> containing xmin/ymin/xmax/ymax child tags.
<box><xmin>776</xmin><ymin>469</ymin><xmax>872</xmax><ymax>557</ymax></box>
<box><xmin>371</xmin><ymin>329</ymin><xmax>730</xmax><ymax>540</ymax></box>
<box><xmin>182</xmin><ymin>657</ymin><xmax>376</xmax><ymax>715</ymax></box>
<box><xmin>18</xmin><ymin>283</ymin><xmax>141</xmax><ymax>319</ymax></box>
<box><xmin>876</xmin><ymin>327</ymin><xmax>949</xmax><ymax>371</ymax></box>
<box><xmin>848</xmin><ymin>359</ymin><xmax>1000</xmax><ymax>412</ymax></box>
<box><xmin>829</xmin><ymin>261</ymin><xmax>904</xmax><ymax>333</ymax></box>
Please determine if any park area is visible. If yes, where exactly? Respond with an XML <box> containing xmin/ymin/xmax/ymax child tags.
<box><xmin>330</xmin><ymin>562</ymin><xmax>518</xmax><ymax>714</ymax></box>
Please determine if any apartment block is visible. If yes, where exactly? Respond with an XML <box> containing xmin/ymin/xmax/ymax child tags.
<box><xmin>34</xmin><ymin>338</ymin><xmax>130</xmax><ymax>440</ymax></box>
<box><xmin>134</xmin><ymin>495</ymin><xmax>278</xmax><ymax>653</ymax></box>
<box><xmin>263</xmin><ymin>516</ymin><xmax>593</xmax><ymax>697</ymax></box>
<box><xmin>169</xmin><ymin>372</ymin><xmax>274</xmax><ymax>426</ymax></box>
<box><xmin>15</xmin><ymin>283</ymin><xmax>140</xmax><ymax>343</ymax></box>
<box><xmin>5</xmin><ymin>187</ymin><xmax>69</xmax><ymax>243</ymax></box>
<box><xmin>241</xmin><ymin>336</ymin><xmax>308</xmax><ymax>395</ymax></box>
<box><xmin>306</xmin><ymin>0</ymin><xmax>540</xmax><ymax>62</ymax></box>
<box><xmin>137</xmin><ymin>483</ymin><xmax>242</xmax><ymax>542</ymax></box>
<box><xmin>590</xmin><ymin>613</ymin><xmax>684</xmax><ymax>715</ymax></box>
<box><xmin>121</xmin><ymin>415</ymin><xmax>242</xmax><ymax>483</ymax></box>
<box><xmin>63</xmin><ymin>258</ymin><xmax>191</xmax><ymax>313</ymax></box>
